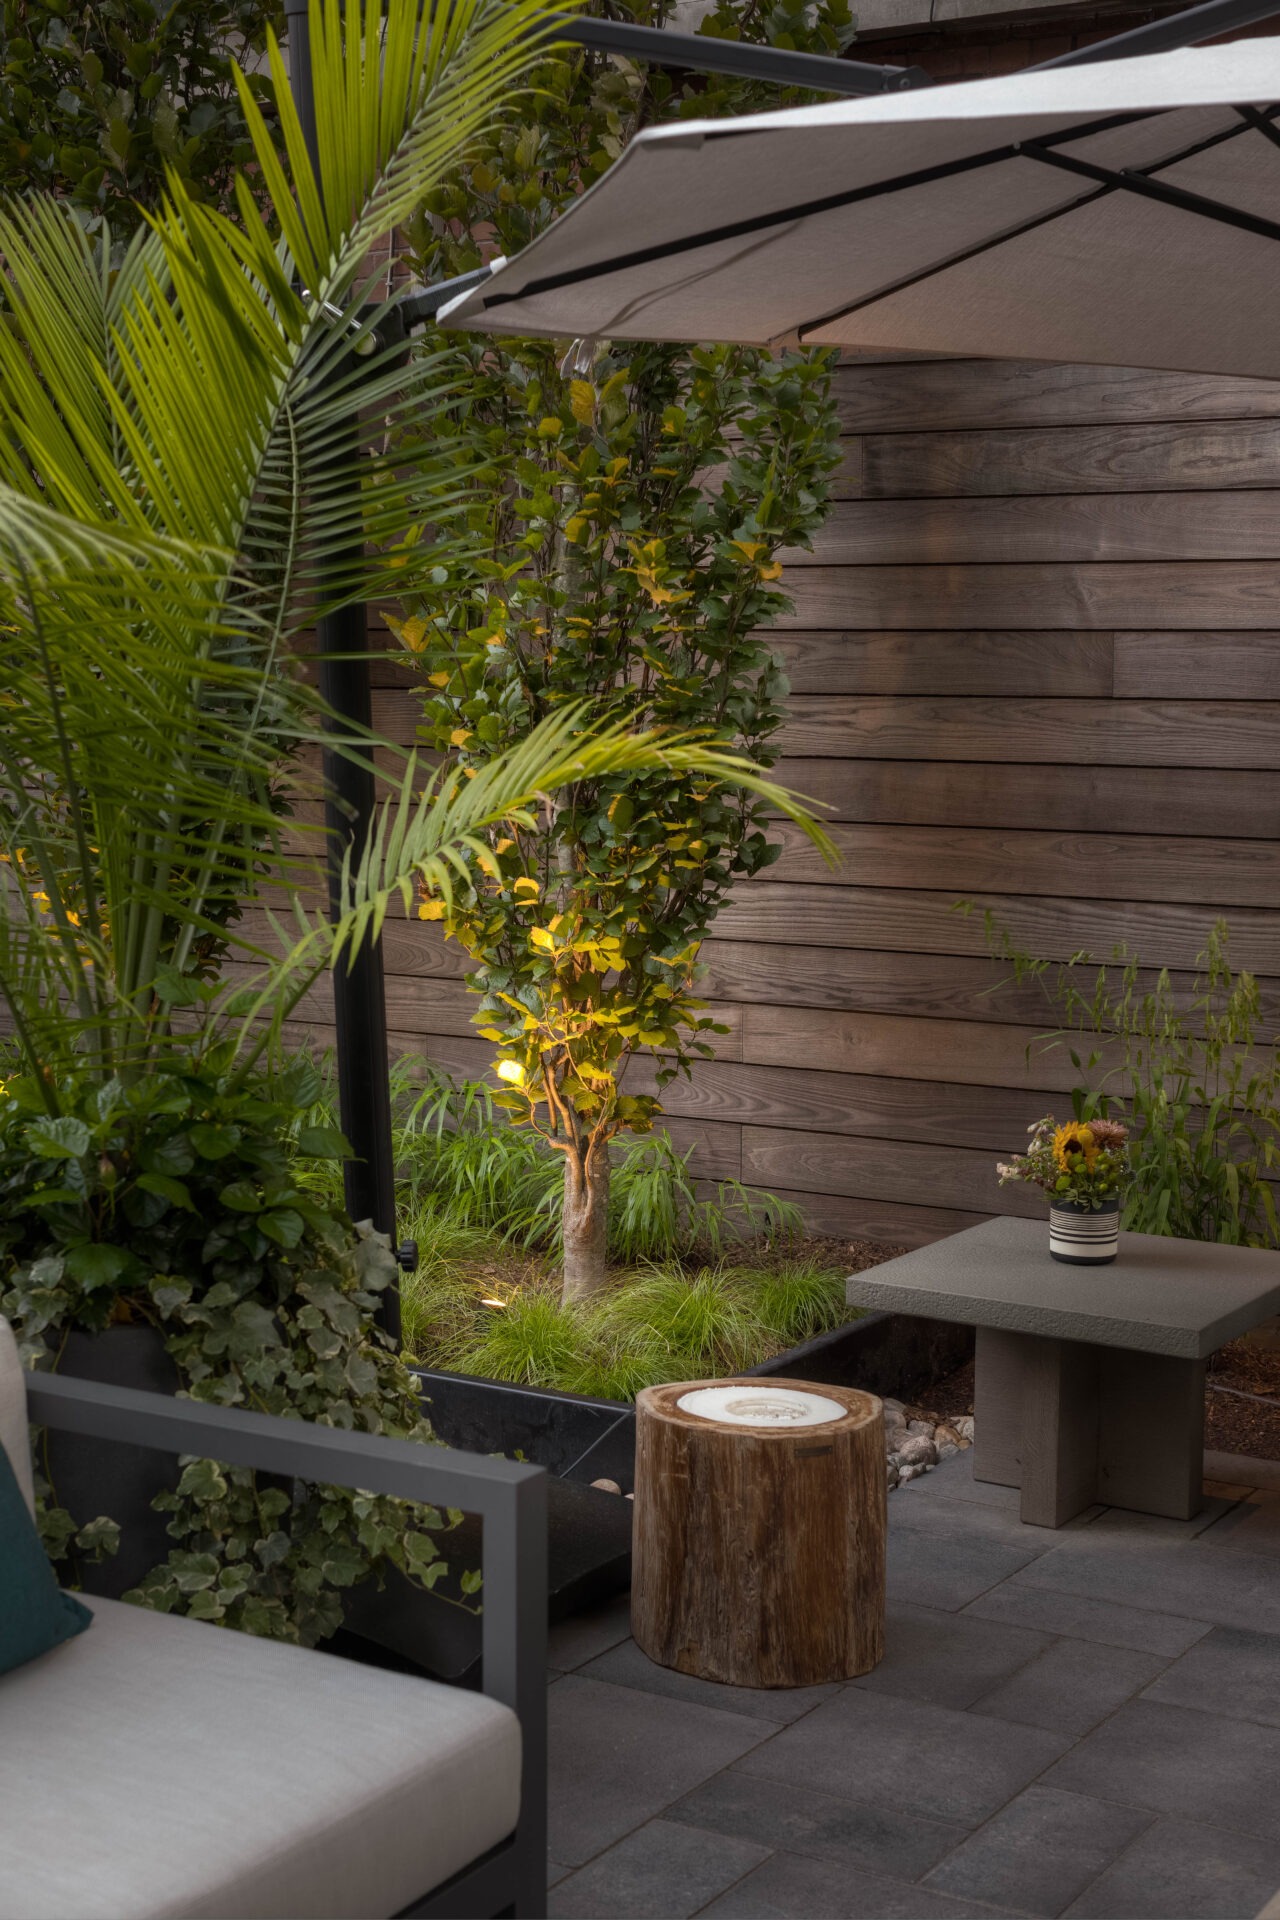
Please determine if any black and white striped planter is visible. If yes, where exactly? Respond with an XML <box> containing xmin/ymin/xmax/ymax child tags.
<box><xmin>1048</xmin><ymin>1196</ymin><xmax>1120</xmax><ymax>1265</ymax></box>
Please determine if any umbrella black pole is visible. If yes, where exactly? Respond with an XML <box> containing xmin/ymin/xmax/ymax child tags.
<box><xmin>284</xmin><ymin>0</ymin><xmax>401</xmax><ymax>1342</ymax></box>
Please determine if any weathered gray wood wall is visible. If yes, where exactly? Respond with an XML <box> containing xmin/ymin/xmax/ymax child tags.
<box><xmin>288</xmin><ymin>354</ymin><xmax>1280</xmax><ymax>1248</ymax></box>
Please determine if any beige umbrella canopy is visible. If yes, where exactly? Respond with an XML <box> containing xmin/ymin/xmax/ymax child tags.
<box><xmin>439</xmin><ymin>39</ymin><xmax>1280</xmax><ymax>378</ymax></box>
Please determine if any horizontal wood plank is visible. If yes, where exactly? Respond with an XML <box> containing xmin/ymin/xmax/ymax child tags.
<box><xmin>853</xmin><ymin>420</ymin><xmax>1280</xmax><ymax>500</ymax></box>
<box><xmin>774</xmin><ymin>758</ymin><xmax>1280</xmax><ymax>835</ymax></box>
<box><xmin>779</xmin><ymin>564</ymin><xmax>1280</xmax><ymax>632</ymax></box>
<box><xmin>712</xmin><ymin>884</ymin><xmax>1280</xmax><ymax>973</ymax></box>
<box><xmin>1114</xmin><ymin>633</ymin><xmax>1280</xmax><ymax>699</ymax></box>
<box><xmin>780</xmin><ymin>696</ymin><xmax>1280</xmax><ymax>768</ymax></box>
<box><xmin>741</xmin><ymin>1125</ymin><xmax>1042</xmax><ymax>1217</ymax></box>
<box><xmin>758</xmin><ymin>1188</ymin><xmax>984</xmax><ymax>1249</ymax></box>
<box><xmin>738</xmin><ymin>1006</ymin><xmax>1107</xmax><ymax>1094</ymax></box>
<box><xmin>768</xmin><ymin>631</ymin><xmax>1114</xmax><ymax>696</ymax></box>
<box><xmin>832</xmin><ymin>361</ymin><xmax>1280</xmax><ymax>433</ymax></box>
<box><xmin>785</xmin><ymin>494</ymin><xmax>1280</xmax><ymax>567</ymax></box>
<box><xmin>763</xmin><ymin>821</ymin><xmax>1280</xmax><ymax>908</ymax></box>
<box><xmin>654</xmin><ymin>1057</ymin><xmax>1058</xmax><ymax>1144</ymax></box>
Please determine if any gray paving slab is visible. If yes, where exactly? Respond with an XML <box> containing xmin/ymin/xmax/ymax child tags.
<box><xmin>1042</xmin><ymin>1697</ymin><xmax>1280</xmax><ymax>1834</ymax></box>
<box><xmin>969</xmin><ymin>1637</ymin><xmax>1172</xmax><ymax>1738</ymax></box>
<box><xmin>665</xmin><ymin>1768</ymin><xmax>970</xmax><ymax>1880</ymax></box>
<box><xmin>1077</xmin><ymin>1494</ymin><xmax>1246</xmax><ymax>1542</ymax></box>
<box><xmin>888</xmin><ymin>1523</ymin><xmax>1044</xmax><ymax>1612</ymax></box>
<box><xmin>547</xmin><ymin>1861</ymin><xmax>574</xmax><ymax>1889</ymax></box>
<box><xmin>1198</xmin><ymin>1490</ymin><xmax>1280</xmax><ymax>1558</ymax></box>
<box><xmin>547</xmin><ymin>1819</ymin><xmax>770</xmax><ymax>1919</ymax></box>
<box><xmin>698</xmin><ymin>1850</ymin><xmax>1015</xmax><ymax>1918</ymax></box>
<box><xmin>1013</xmin><ymin>1531</ymin><xmax>1280</xmax><ymax>1635</ymax></box>
<box><xmin>891</xmin><ymin>1484</ymin><xmax>1094</xmax><ymax>1551</ymax></box>
<box><xmin>962</xmin><ymin>1581</ymin><xmax>1213</xmax><ymax>1658</ymax></box>
<box><xmin>852</xmin><ymin>1600</ymin><xmax>1052</xmax><ymax>1710</ymax></box>
<box><xmin>1142</xmin><ymin>1624</ymin><xmax>1280</xmax><ymax>1729</ymax></box>
<box><xmin>547</xmin><ymin>1674</ymin><xmax>776</xmax><ymax>1866</ymax></box>
<box><xmin>846</xmin><ymin>1216</ymin><xmax>1280</xmax><ymax>1359</ymax></box>
<box><xmin>576</xmin><ymin>1636</ymin><xmax>841</xmax><ymax>1724</ymax></box>
<box><xmin>735</xmin><ymin>1685</ymin><xmax>1072</xmax><ymax>1828</ymax></box>
<box><xmin>1063</xmin><ymin>1816</ymin><xmax>1280</xmax><ymax>1919</ymax></box>
<box><xmin>901</xmin><ymin>1464</ymin><xmax>1023</xmax><ymax>1512</ymax></box>
<box><xmin>922</xmin><ymin>1786</ymin><xmax>1154</xmax><ymax>1918</ymax></box>
<box><xmin>547</xmin><ymin>1592</ymin><xmax>633</xmax><ymax>1671</ymax></box>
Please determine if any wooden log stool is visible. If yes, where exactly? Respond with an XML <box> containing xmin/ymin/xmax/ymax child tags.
<box><xmin>631</xmin><ymin>1378</ymin><xmax>885</xmax><ymax>1688</ymax></box>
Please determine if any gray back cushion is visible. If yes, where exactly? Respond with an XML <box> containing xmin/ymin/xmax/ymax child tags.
<box><xmin>0</xmin><ymin>1317</ymin><xmax>35</xmax><ymax>1516</ymax></box>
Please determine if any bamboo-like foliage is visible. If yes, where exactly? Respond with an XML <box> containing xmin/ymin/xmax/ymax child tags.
<box><xmin>0</xmin><ymin>0</ymin><xmax>834</xmax><ymax>1107</ymax></box>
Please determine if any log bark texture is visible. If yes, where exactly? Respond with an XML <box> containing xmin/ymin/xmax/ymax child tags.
<box><xmin>631</xmin><ymin>1378</ymin><xmax>885</xmax><ymax>1688</ymax></box>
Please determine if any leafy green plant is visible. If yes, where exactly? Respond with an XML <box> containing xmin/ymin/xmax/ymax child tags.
<box><xmin>0</xmin><ymin>0</ymin><xmax>827</xmax><ymax>1641</ymax></box>
<box><xmin>995</xmin><ymin>919</ymin><xmax>1280</xmax><ymax>1247</ymax></box>
<box><xmin>0</xmin><ymin>1</ymin><xmax>285</xmax><ymax>224</ymax></box>
<box><xmin>398</xmin><ymin>0</ymin><xmax>847</xmax><ymax>1301</ymax></box>
<box><xmin>0</xmin><ymin>1053</ymin><xmax>460</xmax><ymax>1643</ymax></box>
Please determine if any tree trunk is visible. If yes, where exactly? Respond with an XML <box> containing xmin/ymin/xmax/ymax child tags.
<box><xmin>561</xmin><ymin>1141</ymin><xmax>610</xmax><ymax>1303</ymax></box>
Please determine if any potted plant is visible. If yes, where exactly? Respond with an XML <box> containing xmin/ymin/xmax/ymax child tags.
<box><xmin>998</xmin><ymin>1117</ymin><xmax>1130</xmax><ymax>1265</ymax></box>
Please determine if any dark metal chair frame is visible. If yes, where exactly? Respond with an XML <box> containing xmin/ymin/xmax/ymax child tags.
<box><xmin>26</xmin><ymin>1371</ymin><xmax>548</xmax><ymax>1920</ymax></box>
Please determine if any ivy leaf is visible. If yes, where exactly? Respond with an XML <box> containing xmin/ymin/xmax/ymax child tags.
<box><xmin>258</xmin><ymin>1209</ymin><xmax>304</xmax><ymax>1249</ymax></box>
<box><xmin>219</xmin><ymin>1179</ymin><xmax>261</xmax><ymax>1212</ymax></box>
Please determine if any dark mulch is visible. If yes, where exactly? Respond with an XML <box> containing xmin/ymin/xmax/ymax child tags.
<box><xmin>691</xmin><ymin>1233</ymin><xmax>907</xmax><ymax>1276</ymax></box>
<box><xmin>911</xmin><ymin>1340</ymin><xmax>1280</xmax><ymax>1463</ymax></box>
<box><xmin>1206</xmin><ymin>1338</ymin><xmax>1280</xmax><ymax>1462</ymax></box>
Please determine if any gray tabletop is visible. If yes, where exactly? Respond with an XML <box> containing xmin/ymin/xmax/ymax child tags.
<box><xmin>845</xmin><ymin>1215</ymin><xmax>1280</xmax><ymax>1359</ymax></box>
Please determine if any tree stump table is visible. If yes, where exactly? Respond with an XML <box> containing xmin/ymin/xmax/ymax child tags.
<box><xmin>631</xmin><ymin>1378</ymin><xmax>885</xmax><ymax>1688</ymax></box>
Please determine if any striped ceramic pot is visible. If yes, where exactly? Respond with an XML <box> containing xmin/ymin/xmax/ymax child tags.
<box><xmin>1048</xmin><ymin>1196</ymin><xmax>1120</xmax><ymax>1265</ymax></box>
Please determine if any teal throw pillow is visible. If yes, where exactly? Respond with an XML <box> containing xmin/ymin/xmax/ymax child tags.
<box><xmin>0</xmin><ymin>1440</ymin><xmax>92</xmax><ymax>1674</ymax></box>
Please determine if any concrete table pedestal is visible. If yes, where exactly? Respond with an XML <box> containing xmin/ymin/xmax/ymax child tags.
<box><xmin>847</xmin><ymin>1217</ymin><xmax>1280</xmax><ymax>1529</ymax></box>
<box><xmin>974</xmin><ymin>1327</ymin><xmax>1205</xmax><ymax>1526</ymax></box>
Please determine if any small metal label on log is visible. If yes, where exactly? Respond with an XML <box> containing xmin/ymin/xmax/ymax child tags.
<box><xmin>675</xmin><ymin>1385</ymin><xmax>847</xmax><ymax>1427</ymax></box>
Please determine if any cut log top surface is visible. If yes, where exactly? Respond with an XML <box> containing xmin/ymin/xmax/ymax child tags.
<box><xmin>638</xmin><ymin>1378</ymin><xmax>881</xmax><ymax>1438</ymax></box>
<box><xmin>846</xmin><ymin>1216</ymin><xmax>1280</xmax><ymax>1359</ymax></box>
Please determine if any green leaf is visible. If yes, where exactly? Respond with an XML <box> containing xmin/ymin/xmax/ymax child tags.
<box><xmin>294</xmin><ymin>1124</ymin><xmax>351</xmax><ymax>1160</ymax></box>
<box><xmin>64</xmin><ymin>1242</ymin><xmax>131</xmax><ymax>1290</ymax></box>
<box><xmin>219</xmin><ymin>1180</ymin><xmax>261</xmax><ymax>1213</ymax></box>
<box><xmin>258</xmin><ymin>1208</ymin><xmax>304</xmax><ymax>1248</ymax></box>
<box><xmin>137</xmin><ymin>1171</ymin><xmax>194</xmax><ymax>1210</ymax></box>
<box><xmin>26</xmin><ymin>1117</ymin><xmax>91</xmax><ymax>1160</ymax></box>
<box><xmin>189</xmin><ymin>1124</ymin><xmax>240</xmax><ymax>1161</ymax></box>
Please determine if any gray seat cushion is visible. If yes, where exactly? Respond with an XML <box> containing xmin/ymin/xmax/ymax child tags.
<box><xmin>0</xmin><ymin>1595</ymin><xmax>521</xmax><ymax>1920</ymax></box>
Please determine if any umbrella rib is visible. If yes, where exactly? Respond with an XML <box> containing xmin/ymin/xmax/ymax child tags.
<box><xmin>1018</xmin><ymin>128</ymin><xmax>1280</xmax><ymax>245</ymax></box>
<box><xmin>477</xmin><ymin>108</ymin><xmax>1159</xmax><ymax>314</ymax></box>
<box><xmin>1236</xmin><ymin>101</ymin><xmax>1280</xmax><ymax>152</ymax></box>
<box><xmin>794</xmin><ymin>182</ymin><xmax>1115</xmax><ymax>340</ymax></box>
<box><xmin>792</xmin><ymin>106</ymin><xmax>1264</xmax><ymax>341</ymax></box>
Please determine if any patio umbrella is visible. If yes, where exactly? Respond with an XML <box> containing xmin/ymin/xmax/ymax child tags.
<box><xmin>437</xmin><ymin>37</ymin><xmax>1280</xmax><ymax>380</ymax></box>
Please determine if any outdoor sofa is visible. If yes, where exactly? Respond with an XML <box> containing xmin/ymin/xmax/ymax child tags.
<box><xmin>0</xmin><ymin>1316</ymin><xmax>547</xmax><ymax>1920</ymax></box>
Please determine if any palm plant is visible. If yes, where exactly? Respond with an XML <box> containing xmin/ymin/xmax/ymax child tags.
<box><xmin>0</xmin><ymin>0</ymin><xmax>834</xmax><ymax>1110</ymax></box>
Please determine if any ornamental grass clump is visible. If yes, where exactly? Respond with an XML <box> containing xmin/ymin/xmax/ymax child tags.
<box><xmin>998</xmin><ymin>1115</ymin><xmax>1130</xmax><ymax>1209</ymax></box>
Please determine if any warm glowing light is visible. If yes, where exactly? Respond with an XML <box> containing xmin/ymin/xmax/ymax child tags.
<box><xmin>496</xmin><ymin>1059</ymin><xmax>524</xmax><ymax>1085</ymax></box>
<box><xmin>480</xmin><ymin>1297</ymin><xmax>507</xmax><ymax>1310</ymax></box>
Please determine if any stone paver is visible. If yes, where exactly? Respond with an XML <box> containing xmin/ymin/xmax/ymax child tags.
<box><xmin>548</xmin><ymin>1819</ymin><xmax>769</xmax><ymax>1918</ymax></box>
<box><xmin>922</xmin><ymin>1785</ymin><xmax>1154</xmax><ymax>1917</ymax></box>
<box><xmin>545</xmin><ymin>1451</ymin><xmax>1280</xmax><ymax>1917</ymax></box>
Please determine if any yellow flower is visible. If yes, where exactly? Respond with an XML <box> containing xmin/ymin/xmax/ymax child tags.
<box><xmin>1053</xmin><ymin>1123</ymin><xmax>1097</xmax><ymax>1171</ymax></box>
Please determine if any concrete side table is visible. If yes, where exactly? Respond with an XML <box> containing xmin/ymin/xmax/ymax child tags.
<box><xmin>847</xmin><ymin>1218</ymin><xmax>1280</xmax><ymax>1527</ymax></box>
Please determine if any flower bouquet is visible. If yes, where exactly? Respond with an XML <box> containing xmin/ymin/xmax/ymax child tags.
<box><xmin>998</xmin><ymin>1116</ymin><xmax>1129</xmax><ymax>1265</ymax></box>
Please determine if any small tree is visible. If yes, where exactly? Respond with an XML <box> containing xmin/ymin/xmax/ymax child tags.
<box><xmin>398</xmin><ymin>0</ymin><xmax>847</xmax><ymax>1300</ymax></box>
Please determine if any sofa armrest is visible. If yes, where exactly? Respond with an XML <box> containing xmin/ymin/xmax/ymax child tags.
<box><xmin>27</xmin><ymin>1370</ymin><xmax>548</xmax><ymax>1908</ymax></box>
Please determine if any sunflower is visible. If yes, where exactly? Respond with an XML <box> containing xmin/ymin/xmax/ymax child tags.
<box><xmin>1053</xmin><ymin>1122</ymin><xmax>1097</xmax><ymax>1171</ymax></box>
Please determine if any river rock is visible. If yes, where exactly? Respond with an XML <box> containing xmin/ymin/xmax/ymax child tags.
<box><xmin>898</xmin><ymin>1435</ymin><xmax>938</xmax><ymax>1468</ymax></box>
<box><xmin>591</xmin><ymin>1478</ymin><xmax>623</xmax><ymax>1495</ymax></box>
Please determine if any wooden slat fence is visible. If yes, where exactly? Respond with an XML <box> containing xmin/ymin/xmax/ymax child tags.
<box><xmin>288</xmin><ymin>354</ymin><xmax>1280</xmax><ymax>1248</ymax></box>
